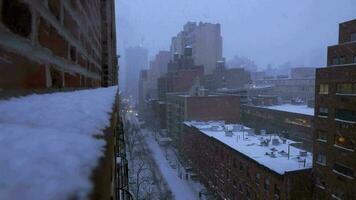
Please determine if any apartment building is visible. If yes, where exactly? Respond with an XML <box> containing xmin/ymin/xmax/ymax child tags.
<box><xmin>313</xmin><ymin>19</ymin><xmax>356</xmax><ymax>200</ymax></box>
<box><xmin>0</xmin><ymin>0</ymin><xmax>117</xmax><ymax>92</ymax></box>
<box><xmin>182</xmin><ymin>121</ymin><xmax>313</xmax><ymax>200</ymax></box>
<box><xmin>166</xmin><ymin>93</ymin><xmax>240</xmax><ymax>144</ymax></box>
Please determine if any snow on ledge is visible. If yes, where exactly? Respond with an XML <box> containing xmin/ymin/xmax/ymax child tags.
<box><xmin>0</xmin><ymin>86</ymin><xmax>118</xmax><ymax>200</ymax></box>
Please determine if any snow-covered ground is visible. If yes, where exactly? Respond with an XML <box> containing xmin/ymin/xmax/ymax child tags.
<box><xmin>125</xmin><ymin>112</ymin><xmax>207</xmax><ymax>200</ymax></box>
<box><xmin>0</xmin><ymin>87</ymin><xmax>118</xmax><ymax>200</ymax></box>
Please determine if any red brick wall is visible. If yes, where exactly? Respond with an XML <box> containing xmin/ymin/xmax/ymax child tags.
<box><xmin>186</xmin><ymin>96</ymin><xmax>240</xmax><ymax>123</ymax></box>
<box><xmin>0</xmin><ymin>47</ymin><xmax>46</xmax><ymax>89</ymax></box>
<box><xmin>339</xmin><ymin>19</ymin><xmax>356</xmax><ymax>44</ymax></box>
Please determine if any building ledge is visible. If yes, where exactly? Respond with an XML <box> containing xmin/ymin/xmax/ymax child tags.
<box><xmin>333</xmin><ymin>144</ymin><xmax>355</xmax><ymax>152</ymax></box>
<box><xmin>335</xmin><ymin>118</ymin><xmax>356</xmax><ymax>124</ymax></box>
<box><xmin>332</xmin><ymin>170</ymin><xmax>354</xmax><ymax>180</ymax></box>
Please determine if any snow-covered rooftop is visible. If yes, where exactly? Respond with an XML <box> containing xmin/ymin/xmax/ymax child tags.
<box><xmin>0</xmin><ymin>86</ymin><xmax>118</xmax><ymax>200</ymax></box>
<box><xmin>184</xmin><ymin>121</ymin><xmax>313</xmax><ymax>175</ymax></box>
<box><xmin>258</xmin><ymin>104</ymin><xmax>314</xmax><ymax>116</ymax></box>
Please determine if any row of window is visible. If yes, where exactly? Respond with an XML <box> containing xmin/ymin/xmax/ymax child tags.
<box><xmin>315</xmin><ymin>154</ymin><xmax>354</xmax><ymax>178</ymax></box>
<box><xmin>317</xmin><ymin>130</ymin><xmax>355</xmax><ymax>151</ymax></box>
<box><xmin>317</xmin><ymin>107</ymin><xmax>356</xmax><ymax>123</ymax></box>
<box><xmin>331</xmin><ymin>56</ymin><xmax>356</xmax><ymax>65</ymax></box>
<box><xmin>319</xmin><ymin>83</ymin><xmax>356</xmax><ymax>95</ymax></box>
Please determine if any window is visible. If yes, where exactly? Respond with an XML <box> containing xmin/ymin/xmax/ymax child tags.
<box><xmin>337</xmin><ymin>83</ymin><xmax>353</xmax><ymax>94</ymax></box>
<box><xmin>333</xmin><ymin>163</ymin><xmax>354</xmax><ymax>178</ymax></box>
<box><xmin>318</xmin><ymin>107</ymin><xmax>328</xmax><ymax>117</ymax></box>
<box><xmin>264</xmin><ymin>178</ymin><xmax>270</xmax><ymax>191</ymax></box>
<box><xmin>246</xmin><ymin>166</ymin><xmax>251</xmax><ymax>179</ymax></box>
<box><xmin>353</xmin><ymin>56</ymin><xmax>356</xmax><ymax>63</ymax></box>
<box><xmin>316</xmin><ymin>153</ymin><xmax>326</xmax><ymax>165</ymax></box>
<box><xmin>233</xmin><ymin>159</ymin><xmax>237</xmax><ymax>168</ymax></box>
<box><xmin>335</xmin><ymin>109</ymin><xmax>356</xmax><ymax>123</ymax></box>
<box><xmin>239</xmin><ymin>162</ymin><xmax>244</xmax><ymax>171</ymax></box>
<box><xmin>2</xmin><ymin>0</ymin><xmax>32</xmax><ymax>38</ymax></box>
<box><xmin>339</xmin><ymin>56</ymin><xmax>346</xmax><ymax>64</ymax></box>
<box><xmin>246</xmin><ymin>188</ymin><xmax>251</xmax><ymax>199</ymax></box>
<box><xmin>70</xmin><ymin>46</ymin><xmax>77</xmax><ymax>62</ymax></box>
<box><xmin>333</xmin><ymin>187</ymin><xmax>345</xmax><ymax>200</ymax></box>
<box><xmin>274</xmin><ymin>184</ymin><xmax>281</xmax><ymax>200</ymax></box>
<box><xmin>315</xmin><ymin>176</ymin><xmax>326</xmax><ymax>189</ymax></box>
<box><xmin>317</xmin><ymin>130</ymin><xmax>327</xmax><ymax>142</ymax></box>
<box><xmin>351</xmin><ymin>32</ymin><xmax>356</xmax><ymax>42</ymax></box>
<box><xmin>335</xmin><ymin>134</ymin><xmax>355</xmax><ymax>151</ymax></box>
<box><xmin>255</xmin><ymin>173</ymin><xmax>260</xmax><ymax>185</ymax></box>
<box><xmin>239</xmin><ymin>183</ymin><xmax>244</xmax><ymax>193</ymax></box>
<box><xmin>332</xmin><ymin>57</ymin><xmax>339</xmax><ymax>65</ymax></box>
<box><xmin>319</xmin><ymin>84</ymin><xmax>329</xmax><ymax>94</ymax></box>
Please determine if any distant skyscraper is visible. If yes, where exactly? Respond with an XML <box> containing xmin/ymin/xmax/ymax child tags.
<box><xmin>170</xmin><ymin>22</ymin><xmax>223</xmax><ymax>75</ymax></box>
<box><xmin>124</xmin><ymin>46</ymin><xmax>148</xmax><ymax>100</ymax></box>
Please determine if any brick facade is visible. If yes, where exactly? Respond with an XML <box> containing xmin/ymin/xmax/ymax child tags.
<box><xmin>313</xmin><ymin>19</ymin><xmax>356</xmax><ymax>200</ymax></box>
<box><xmin>182</xmin><ymin>123</ymin><xmax>312</xmax><ymax>200</ymax></box>
<box><xmin>0</xmin><ymin>0</ymin><xmax>117</xmax><ymax>92</ymax></box>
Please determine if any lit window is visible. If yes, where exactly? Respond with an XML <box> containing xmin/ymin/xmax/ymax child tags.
<box><xmin>335</xmin><ymin>134</ymin><xmax>355</xmax><ymax>150</ymax></box>
<box><xmin>316</xmin><ymin>153</ymin><xmax>326</xmax><ymax>165</ymax></box>
<box><xmin>351</xmin><ymin>32</ymin><xmax>356</xmax><ymax>42</ymax></box>
<box><xmin>318</xmin><ymin>107</ymin><xmax>328</xmax><ymax>117</ymax></box>
<box><xmin>332</xmin><ymin>57</ymin><xmax>339</xmax><ymax>65</ymax></box>
<box><xmin>317</xmin><ymin>130</ymin><xmax>327</xmax><ymax>142</ymax></box>
<box><xmin>319</xmin><ymin>84</ymin><xmax>329</xmax><ymax>94</ymax></box>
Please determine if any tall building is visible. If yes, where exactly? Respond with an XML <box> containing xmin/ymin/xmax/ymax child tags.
<box><xmin>0</xmin><ymin>1</ymin><xmax>133</xmax><ymax>199</ymax></box>
<box><xmin>0</xmin><ymin>0</ymin><xmax>118</xmax><ymax>92</ymax></box>
<box><xmin>313</xmin><ymin>19</ymin><xmax>356</xmax><ymax>200</ymax></box>
<box><xmin>170</xmin><ymin>22</ymin><xmax>223</xmax><ymax>75</ymax></box>
<box><xmin>124</xmin><ymin>46</ymin><xmax>148</xmax><ymax>100</ymax></box>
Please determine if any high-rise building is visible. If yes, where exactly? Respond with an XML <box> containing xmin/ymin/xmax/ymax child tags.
<box><xmin>313</xmin><ymin>19</ymin><xmax>356</xmax><ymax>200</ymax></box>
<box><xmin>124</xmin><ymin>46</ymin><xmax>148</xmax><ymax>100</ymax></box>
<box><xmin>170</xmin><ymin>22</ymin><xmax>223</xmax><ymax>75</ymax></box>
<box><xmin>0</xmin><ymin>0</ymin><xmax>118</xmax><ymax>93</ymax></box>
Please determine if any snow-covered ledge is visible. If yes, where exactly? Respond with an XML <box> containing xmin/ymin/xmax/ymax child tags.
<box><xmin>0</xmin><ymin>86</ymin><xmax>118</xmax><ymax>200</ymax></box>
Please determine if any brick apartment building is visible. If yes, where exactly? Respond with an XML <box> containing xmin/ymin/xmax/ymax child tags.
<box><xmin>0</xmin><ymin>1</ymin><xmax>130</xmax><ymax>199</ymax></box>
<box><xmin>182</xmin><ymin>121</ymin><xmax>313</xmax><ymax>200</ymax></box>
<box><xmin>166</xmin><ymin>93</ymin><xmax>240</xmax><ymax>144</ymax></box>
<box><xmin>241</xmin><ymin>104</ymin><xmax>314</xmax><ymax>151</ymax></box>
<box><xmin>313</xmin><ymin>19</ymin><xmax>356</xmax><ymax>200</ymax></box>
<box><xmin>157</xmin><ymin>47</ymin><xmax>204</xmax><ymax>101</ymax></box>
<box><xmin>0</xmin><ymin>0</ymin><xmax>118</xmax><ymax>92</ymax></box>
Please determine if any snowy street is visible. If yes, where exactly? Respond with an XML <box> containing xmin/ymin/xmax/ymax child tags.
<box><xmin>124</xmin><ymin>112</ymin><xmax>208</xmax><ymax>200</ymax></box>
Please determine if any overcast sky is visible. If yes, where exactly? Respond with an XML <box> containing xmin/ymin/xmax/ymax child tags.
<box><xmin>116</xmin><ymin>0</ymin><xmax>356</xmax><ymax>71</ymax></box>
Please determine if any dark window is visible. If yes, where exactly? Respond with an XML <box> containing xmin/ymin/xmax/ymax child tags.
<box><xmin>316</xmin><ymin>153</ymin><xmax>326</xmax><ymax>165</ymax></box>
<box><xmin>255</xmin><ymin>173</ymin><xmax>260</xmax><ymax>185</ymax></box>
<box><xmin>351</xmin><ymin>32</ymin><xmax>356</xmax><ymax>42</ymax></box>
<box><xmin>333</xmin><ymin>163</ymin><xmax>354</xmax><ymax>178</ymax></box>
<box><xmin>317</xmin><ymin>130</ymin><xmax>327</xmax><ymax>141</ymax></box>
<box><xmin>239</xmin><ymin>183</ymin><xmax>243</xmax><ymax>193</ymax></box>
<box><xmin>339</xmin><ymin>56</ymin><xmax>346</xmax><ymax>64</ymax></box>
<box><xmin>239</xmin><ymin>162</ymin><xmax>244</xmax><ymax>171</ymax></box>
<box><xmin>332</xmin><ymin>57</ymin><xmax>339</xmax><ymax>65</ymax></box>
<box><xmin>336</xmin><ymin>109</ymin><xmax>356</xmax><ymax>122</ymax></box>
<box><xmin>353</xmin><ymin>56</ymin><xmax>356</xmax><ymax>63</ymax></box>
<box><xmin>48</xmin><ymin>0</ymin><xmax>61</xmax><ymax>20</ymax></box>
<box><xmin>274</xmin><ymin>184</ymin><xmax>281</xmax><ymax>200</ymax></box>
<box><xmin>337</xmin><ymin>83</ymin><xmax>355</xmax><ymax>94</ymax></box>
<box><xmin>318</xmin><ymin>107</ymin><xmax>328</xmax><ymax>117</ymax></box>
<box><xmin>70</xmin><ymin>46</ymin><xmax>77</xmax><ymax>62</ymax></box>
<box><xmin>264</xmin><ymin>178</ymin><xmax>270</xmax><ymax>191</ymax></box>
<box><xmin>2</xmin><ymin>0</ymin><xmax>32</xmax><ymax>37</ymax></box>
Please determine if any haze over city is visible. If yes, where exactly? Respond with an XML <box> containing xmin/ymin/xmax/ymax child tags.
<box><xmin>117</xmin><ymin>0</ymin><xmax>355</xmax><ymax>73</ymax></box>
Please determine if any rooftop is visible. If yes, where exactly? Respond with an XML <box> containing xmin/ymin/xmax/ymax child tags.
<box><xmin>184</xmin><ymin>121</ymin><xmax>313</xmax><ymax>175</ymax></box>
<box><xmin>258</xmin><ymin>104</ymin><xmax>314</xmax><ymax>116</ymax></box>
<box><xmin>0</xmin><ymin>87</ymin><xmax>118</xmax><ymax>200</ymax></box>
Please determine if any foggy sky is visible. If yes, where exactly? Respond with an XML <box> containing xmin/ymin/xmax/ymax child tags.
<box><xmin>116</xmin><ymin>0</ymin><xmax>356</xmax><ymax>71</ymax></box>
